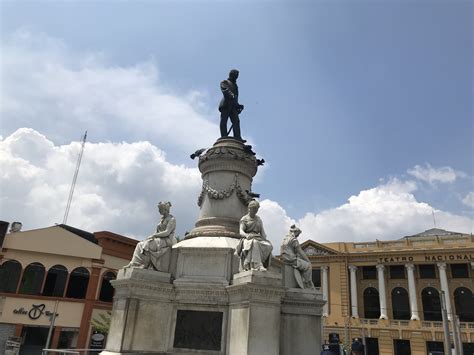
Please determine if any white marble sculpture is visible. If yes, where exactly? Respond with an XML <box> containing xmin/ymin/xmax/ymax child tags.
<box><xmin>235</xmin><ymin>199</ymin><xmax>273</xmax><ymax>271</ymax></box>
<box><xmin>126</xmin><ymin>201</ymin><xmax>177</xmax><ymax>270</ymax></box>
<box><xmin>281</xmin><ymin>225</ymin><xmax>315</xmax><ymax>289</ymax></box>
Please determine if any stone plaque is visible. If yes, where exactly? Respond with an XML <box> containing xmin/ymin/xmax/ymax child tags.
<box><xmin>173</xmin><ymin>310</ymin><xmax>223</xmax><ymax>351</ymax></box>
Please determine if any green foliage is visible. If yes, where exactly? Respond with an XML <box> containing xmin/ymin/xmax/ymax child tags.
<box><xmin>91</xmin><ymin>311</ymin><xmax>111</xmax><ymax>334</ymax></box>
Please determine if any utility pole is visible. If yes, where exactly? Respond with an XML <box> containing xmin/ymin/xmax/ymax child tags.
<box><xmin>45</xmin><ymin>300</ymin><xmax>59</xmax><ymax>350</ymax></box>
<box><xmin>441</xmin><ymin>291</ymin><xmax>452</xmax><ymax>355</ymax></box>
<box><xmin>452</xmin><ymin>315</ymin><xmax>463</xmax><ymax>355</ymax></box>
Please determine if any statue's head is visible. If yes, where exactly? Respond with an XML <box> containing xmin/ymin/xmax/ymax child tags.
<box><xmin>248</xmin><ymin>199</ymin><xmax>259</xmax><ymax>216</ymax></box>
<box><xmin>229</xmin><ymin>69</ymin><xmax>239</xmax><ymax>81</ymax></box>
<box><xmin>289</xmin><ymin>224</ymin><xmax>302</xmax><ymax>238</ymax></box>
<box><xmin>157</xmin><ymin>201</ymin><xmax>172</xmax><ymax>215</ymax></box>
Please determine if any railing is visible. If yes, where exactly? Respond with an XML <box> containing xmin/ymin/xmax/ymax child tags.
<box><xmin>42</xmin><ymin>349</ymin><xmax>102</xmax><ymax>355</ymax></box>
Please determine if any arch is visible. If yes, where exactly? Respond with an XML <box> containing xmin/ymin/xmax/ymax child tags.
<box><xmin>42</xmin><ymin>265</ymin><xmax>68</xmax><ymax>297</ymax></box>
<box><xmin>66</xmin><ymin>267</ymin><xmax>90</xmax><ymax>299</ymax></box>
<box><xmin>454</xmin><ymin>287</ymin><xmax>474</xmax><ymax>322</ymax></box>
<box><xmin>391</xmin><ymin>287</ymin><xmax>410</xmax><ymax>320</ymax></box>
<box><xmin>19</xmin><ymin>262</ymin><xmax>45</xmax><ymax>295</ymax></box>
<box><xmin>0</xmin><ymin>260</ymin><xmax>22</xmax><ymax>293</ymax></box>
<box><xmin>364</xmin><ymin>287</ymin><xmax>380</xmax><ymax>319</ymax></box>
<box><xmin>421</xmin><ymin>287</ymin><xmax>442</xmax><ymax>321</ymax></box>
<box><xmin>99</xmin><ymin>271</ymin><xmax>116</xmax><ymax>302</ymax></box>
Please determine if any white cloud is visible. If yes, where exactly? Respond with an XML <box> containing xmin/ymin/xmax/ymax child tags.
<box><xmin>462</xmin><ymin>192</ymin><xmax>474</xmax><ymax>209</ymax></box>
<box><xmin>0</xmin><ymin>128</ymin><xmax>202</xmax><ymax>239</ymax></box>
<box><xmin>407</xmin><ymin>163</ymin><xmax>466</xmax><ymax>185</ymax></box>
<box><xmin>1</xmin><ymin>128</ymin><xmax>472</xmax><ymax>247</ymax></box>
<box><xmin>1</xmin><ymin>30</ymin><xmax>217</xmax><ymax>153</ymax></box>
<box><xmin>260</xmin><ymin>178</ymin><xmax>473</xmax><ymax>245</ymax></box>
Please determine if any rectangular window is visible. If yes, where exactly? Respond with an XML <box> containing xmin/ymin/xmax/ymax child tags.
<box><xmin>365</xmin><ymin>338</ymin><xmax>379</xmax><ymax>355</ymax></box>
<box><xmin>362</xmin><ymin>266</ymin><xmax>377</xmax><ymax>279</ymax></box>
<box><xmin>393</xmin><ymin>339</ymin><xmax>411</xmax><ymax>355</ymax></box>
<box><xmin>390</xmin><ymin>265</ymin><xmax>406</xmax><ymax>279</ymax></box>
<box><xmin>312</xmin><ymin>269</ymin><xmax>321</xmax><ymax>288</ymax></box>
<box><xmin>451</xmin><ymin>264</ymin><xmax>469</xmax><ymax>278</ymax></box>
<box><xmin>426</xmin><ymin>341</ymin><xmax>444</xmax><ymax>354</ymax></box>
<box><xmin>419</xmin><ymin>264</ymin><xmax>436</xmax><ymax>279</ymax></box>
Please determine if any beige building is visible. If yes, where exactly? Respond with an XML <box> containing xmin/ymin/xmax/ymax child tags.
<box><xmin>302</xmin><ymin>228</ymin><xmax>474</xmax><ymax>355</ymax></box>
<box><xmin>0</xmin><ymin>223</ymin><xmax>137</xmax><ymax>354</ymax></box>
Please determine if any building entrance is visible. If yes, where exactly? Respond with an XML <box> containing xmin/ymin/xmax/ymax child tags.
<box><xmin>20</xmin><ymin>326</ymin><xmax>49</xmax><ymax>355</ymax></box>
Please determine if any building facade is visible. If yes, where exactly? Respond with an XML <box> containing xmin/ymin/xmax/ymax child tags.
<box><xmin>302</xmin><ymin>229</ymin><xmax>474</xmax><ymax>355</ymax></box>
<box><xmin>0</xmin><ymin>224</ymin><xmax>138</xmax><ymax>354</ymax></box>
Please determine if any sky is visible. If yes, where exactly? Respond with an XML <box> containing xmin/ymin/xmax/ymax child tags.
<box><xmin>0</xmin><ymin>0</ymin><xmax>472</xmax><ymax>247</ymax></box>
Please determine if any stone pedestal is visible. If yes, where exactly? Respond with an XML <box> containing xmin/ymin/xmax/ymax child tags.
<box><xmin>187</xmin><ymin>138</ymin><xmax>257</xmax><ymax>239</ymax></box>
<box><xmin>227</xmin><ymin>271</ymin><xmax>284</xmax><ymax>355</ymax></box>
<box><xmin>280</xmin><ymin>288</ymin><xmax>325</xmax><ymax>355</ymax></box>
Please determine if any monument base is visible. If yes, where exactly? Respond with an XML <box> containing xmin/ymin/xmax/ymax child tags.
<box><xmin>103</xmin><ymin>252</ymin><xmax>324</xmax><ymax>355</ymax></box>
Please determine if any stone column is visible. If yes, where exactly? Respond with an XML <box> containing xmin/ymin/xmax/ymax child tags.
<box><xmin>437</xmin><ymin>262</ymin><xmax>452</xmax><ymax>321</ymax></box>
<box><xmin>348</xmin><ymin>265</ymin><xmax>359</xmax><ymax>318</ymax></box>
<box><xmin>405</xmin><ymin>264</ymin><xmax>420</xmax><ymax>320</ymax></box>
<box><xmin>376</xmin><ymin>264</ymin><xmax>388</xmax><ymax>320</ymax></box>
<box><xmin>321</xmin><ymin>266</ymin><xmax>329</xmax><ymax>317</ymax></box>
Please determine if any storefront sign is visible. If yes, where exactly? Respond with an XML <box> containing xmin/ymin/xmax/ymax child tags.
<box><xmin>4</xmin><ymin>336</ymin><xmax>21</xmax><ymax>355</ymax></box>
<box><xmin>378</xmin><ymin>254</ymin><xmax>474</xmax><ymax>264</ymax></box>
<box><xmin>13</xmin><ymin>303</ymin><xmax>59</xmax><ymax>320</ymax></box>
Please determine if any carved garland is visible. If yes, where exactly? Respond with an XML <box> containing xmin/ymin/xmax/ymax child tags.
<box><xmin>197</xmin><ymin>174</ymin><xmax>252</xmax><ymax>207</ymax></box>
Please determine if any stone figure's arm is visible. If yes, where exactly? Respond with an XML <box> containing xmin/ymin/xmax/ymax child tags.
<box><xmin>259</xmin><ymin>218</ymin><xmax>268</xmax><ymax>241</ymax></box>
<box><xmin>220</xmin><ymin>81</ymin><xmax>235</xmax><ymax>100</ymax></box>
<box><xmin>153</xmin><ymin>217</ymin><xmax>176</xmax><ymax>238</ymax></box>
<box><xmin>295</xmin><ymin>241</ymin><xmax>310</xmax><ymax>263</ymax></box>
<box><xmin>239</xmin><ymin>220</ymin><xmax>250</xmax><ymax>239</ymax></box>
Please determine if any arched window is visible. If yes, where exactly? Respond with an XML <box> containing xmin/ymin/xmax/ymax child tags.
<box><xmin>422</xmin><ymin>287</ymin><xmax>442</xmax><ymax>321</ymax></box>
<box><xmin>0</xmin><ymin>260</ymin><xmax>22</xmax><ymax>293</ymax></box>
<box><xmin>42</xmin><ymin>265</ymin><xmax>68</xmax><ymax>297</ymax></box>
<box><xmin>364</xmin><ymin>287</ymin><xmax>381</xmax><ymax>319</ymax></box>
<box><xmin>391</xmin><ymin>287</ymin><xmax>410</xmax><ymax>320</ymax></box>
<box><xmin>19</xmin><ymin>263</ymin><xmax>45</xmax><ymax>295</ymax></box>
<box><xmin>66</xmin><ymin>267</ymin><xmax>90</xmax><ymax>299</ymax></box>
<box><xmin>454</xmin><ymin>287</ymin><xmax>474</xmax><ymax>322</ymax></box>
<box><xmin>99</xmin><ymin>271</ymin><xmax>116</xmax><ymax>302</ymax></box>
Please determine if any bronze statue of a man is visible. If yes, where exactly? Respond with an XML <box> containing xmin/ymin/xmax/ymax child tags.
<box><xmin>219</xmin><ymin>69</ymin><xmax>245</xmax><ymax>142</ymax></box>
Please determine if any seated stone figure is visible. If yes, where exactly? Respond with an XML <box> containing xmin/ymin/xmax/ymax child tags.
<box><xmin>235</xmin><ymin>199</ymin><xmax>273</xmax><ymax>271</ymax></box>
<box><xmin>126</xmin><ymin>201</ymin><xmax>177</xmax><ymax>271</ymax></box>
<box><xmin>281</xmin><ymin>225</ymin><xmax>314</xmax><ymax>289</ymax></box>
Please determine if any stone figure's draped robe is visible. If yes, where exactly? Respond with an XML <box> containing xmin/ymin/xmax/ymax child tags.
<box><xmin>236</xmin><ymin>214</ymin><xmax>273</xmax><ymax>270</ymax></box>
<box><xmin>127</xmin><ymin>215</ymin><xmax>177</xmax><ymax>271</ymax></box>
<box><xmin>280</xmin><ymin>235</ymin><xmax>314</xmax><ymax>288</ymax></box>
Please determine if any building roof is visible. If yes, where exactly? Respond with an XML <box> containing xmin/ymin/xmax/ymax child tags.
<box><xmin>58</xmin><ymin>224</ymin><xmax>98</xmax><ymax>244</ymax></box>
<box><xmin>403</xmin><ymin>228</ymin><xmax>462</xmax><ymax>239</ymax></box>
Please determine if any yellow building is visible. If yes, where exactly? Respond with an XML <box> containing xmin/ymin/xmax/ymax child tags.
<box><xmin>0</xmin><ymin>223</ymin><xmax>137</xmax><ymax>354</ymax></box>
<box><xmin>302</xmin><ymin>228</ymin><xmax>474</xmax><ymax>355</ymax></box>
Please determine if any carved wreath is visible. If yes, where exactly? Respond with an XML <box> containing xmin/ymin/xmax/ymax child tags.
<box><xmin>197</xmin><ymin>174</ymin><xmax>252</xmax><ymax>206</ymax></box>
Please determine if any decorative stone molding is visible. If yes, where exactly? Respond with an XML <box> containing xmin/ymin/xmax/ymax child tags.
<box><xmin>304</xmin><ymin>246</ymin><xmax>331</xmax><ymax>256</ymax></box>
<box><xmin>197</xmin><ymin>174</ymin><xmax>252</xmax><ymax>207</ymax></box>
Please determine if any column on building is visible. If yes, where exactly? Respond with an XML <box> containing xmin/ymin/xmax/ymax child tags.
<box><xmin>437</xmin><ymin>262</ymin><xmax>453</xmax><ymax>321</ymax></box>
<box><xmin>405</xmin><ymin>263</ymin><xmax>420</xmax><ymax>320</ymax></box>
<box><xmin>321</xmin><ymin>266</ymin><xmax>329</xmax><ymax>317</ymax></box>
<box><xmin>348</xmin><ymin>265</ymin><xmax>359</xmax><ymax>318</ymax></box>
<box><xmin>376</xmin><ymin>264</ymin><xmax>388</xmax><ymax>320</ymax></box>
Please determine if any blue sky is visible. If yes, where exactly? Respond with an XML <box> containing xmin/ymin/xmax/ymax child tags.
<box><xmin>1</xmin><ymin>0</ymin><xmax>472</xmax><ymax>243</ymax></box>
